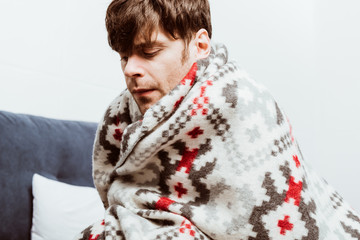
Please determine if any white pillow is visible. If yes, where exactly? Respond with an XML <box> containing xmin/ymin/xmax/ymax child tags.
<box><xmin>31</xmin><ymin>173</ymin><xmax>104</xmax><ymax>240</ymax></box>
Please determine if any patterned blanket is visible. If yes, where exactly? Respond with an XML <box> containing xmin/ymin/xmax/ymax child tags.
<box><xmin>76</xmin><ymin>44</ymin><xmax>360</xmax><ymax>240</ymax></box>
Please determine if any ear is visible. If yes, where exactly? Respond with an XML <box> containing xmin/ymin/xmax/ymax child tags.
<box><xmin>194</xmin><ymin>29</ymin><xmax>211</xmax><ymax>60</ymax></box>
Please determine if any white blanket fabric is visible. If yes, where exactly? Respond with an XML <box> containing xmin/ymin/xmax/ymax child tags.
<box><xmin>76</xmin><ymin>44</ymin><xmax>360</xmax><ymax>240</ymax></box>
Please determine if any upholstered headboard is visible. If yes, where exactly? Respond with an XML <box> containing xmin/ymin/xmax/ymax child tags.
<box><xmin>0</xmin><ymin>111</ymin><xmax>97</xmax><ymax>240</ymax></box>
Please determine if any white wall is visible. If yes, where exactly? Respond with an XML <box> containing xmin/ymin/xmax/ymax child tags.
<box><xmin>0</xmin><ymin>0</ymin><xmax>122</xmax><ymax>122</ymax></box>
<box><xmin>1</xmin><ymin>0</ymin><xmax>360</xmax><ymax>211</ymax></box>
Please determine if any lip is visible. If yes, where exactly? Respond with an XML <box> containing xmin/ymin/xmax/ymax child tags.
<box><xmin>132</xmin><ymin>88</ymin><xmax>155</xmax><ymax>97</ymax></box>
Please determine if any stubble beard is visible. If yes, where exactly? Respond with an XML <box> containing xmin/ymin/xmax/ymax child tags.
<box><xmin>137</xmin><ymin>48</ymin><xmax>191</xmax><ymax>114</ymax></box>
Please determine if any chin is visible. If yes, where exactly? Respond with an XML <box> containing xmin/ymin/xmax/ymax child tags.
<box><xmin>139</xmin><ymin>103</ymin><xmax>154</xmax><ymax>115</ymax></box>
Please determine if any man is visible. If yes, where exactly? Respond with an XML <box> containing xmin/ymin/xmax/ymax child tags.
<box><xmin>76</xmin><ymin>0</ymin><xmax>360</xmax><ymax>239</ymax></box>
<box><xmin>105</xmin><ymin>0</ymin><xmax>212</xmax><ymax>115</ymax></box>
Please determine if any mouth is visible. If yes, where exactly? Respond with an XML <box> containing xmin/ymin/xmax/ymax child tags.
<box><xmin>132</xmin><ymin>88</ymin><xmax>155</xmax><ymax>97</ymax></box>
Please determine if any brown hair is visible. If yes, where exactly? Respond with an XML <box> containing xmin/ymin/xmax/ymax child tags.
<box><xmin>105</xmin><ymin>0</ymin><xmax>212</xmax><ymax>54</ymax></box>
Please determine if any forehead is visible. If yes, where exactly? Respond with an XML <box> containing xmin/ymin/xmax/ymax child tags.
<box><xmin>120</xmin><ymin>29</ymin><xmax>175</xmax><ymax>56</ymax></box>
<box><xmin>135</xmin><ymin>29</ymin><xmax>172</xmax><ymax>47</ymax></box>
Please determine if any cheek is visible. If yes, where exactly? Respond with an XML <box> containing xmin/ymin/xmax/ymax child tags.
<box><xmin>152</xmin><ymin>51</ymin><xmax>191</xmax><ymax>92</ymax></box>
<box><xmin>124</xmin><ymin>77</ymin><xmax>134</xmax><ymax>90</ymax></box>
<box><xmin>164</xmin><ymin>64</ymin><xmax>189</xmax><ymax>91</ymax></box>
<box><xmin>120</xmin><ymin>59</ymin><xmax>127</xmax><ymax>71</ymax></box>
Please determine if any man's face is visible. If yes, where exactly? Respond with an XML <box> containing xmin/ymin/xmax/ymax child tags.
<box><xmin>120</xmin><ymin>29</ymin><xmax>196</xmax><ymax>115</ymax></box>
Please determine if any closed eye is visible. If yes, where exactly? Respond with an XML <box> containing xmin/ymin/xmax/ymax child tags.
<box><xmin>142</xmin><ymin>49</ymin><xmax>161</xmax><ymax>58</ymax></box>
<box><xmin>120</xmin><ymin>56</ymin><xmax>128</xmax><ymax>63</ymax></box>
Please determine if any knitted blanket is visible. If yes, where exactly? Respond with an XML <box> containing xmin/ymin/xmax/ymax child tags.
<box><xmin>76</xmin><ymin>44</ymin><xmax>360</xmax><ymax>240</ymax></box>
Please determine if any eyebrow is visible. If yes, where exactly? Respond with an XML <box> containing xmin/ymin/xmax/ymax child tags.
<box><xmin>135</xmin><ymin>41</ymin><xmax>167</xmax><ymax>50</ymax></box>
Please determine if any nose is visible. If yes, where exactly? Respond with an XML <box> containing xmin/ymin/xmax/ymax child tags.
<box><xmin>123</xmin><ymin>54</ymin><xmax>145</xmax><ymax>78</ymax></box>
